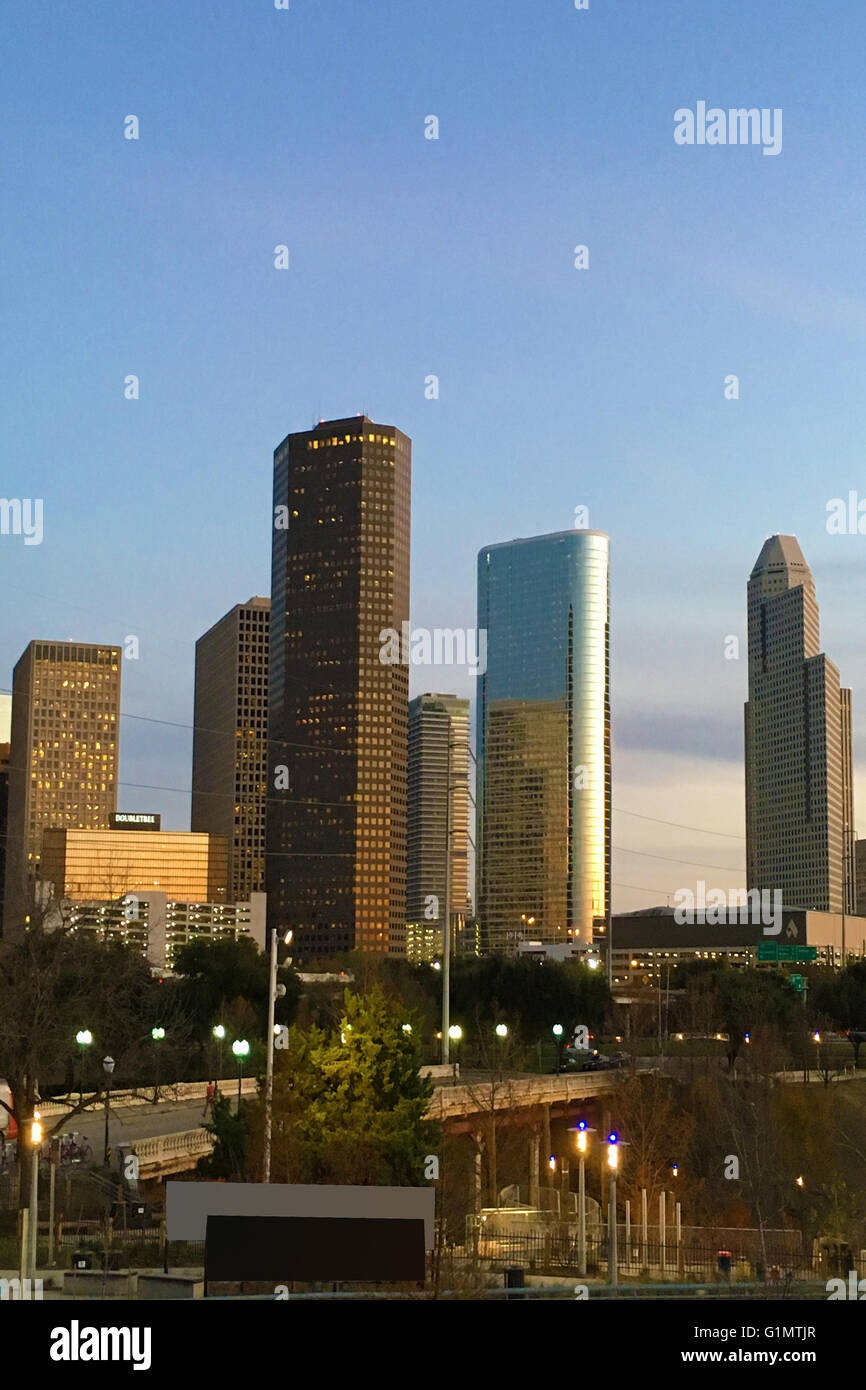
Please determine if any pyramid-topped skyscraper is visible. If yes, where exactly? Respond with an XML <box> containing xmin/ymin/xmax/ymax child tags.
<box><xmin>745</xmin><ymin>535</ymin><xmax>855</xmax><ymax>913</ymax></box>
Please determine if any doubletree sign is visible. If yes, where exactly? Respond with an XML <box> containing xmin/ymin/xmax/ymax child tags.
<box><xmin>757</xmin><ymin>942</ymin><xmax>818</xmax><ymax>963</ymax></box>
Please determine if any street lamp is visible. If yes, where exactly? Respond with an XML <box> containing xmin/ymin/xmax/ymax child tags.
<box><xmin>27</xmin><ymin>1111</ymin><xmax>42</xmax><ymax>1281</ymax></box>
<box><xmin>213</xmin><ymin>1023</ymin><xmax>226</xmax><ymax>1093</ymax></box>
<box><xmin>568</xmin><ymin>1120</ymin><xmax>596</xmax><ymax>1275</ymax></box>
<box><xmin>606</xmin><ymin>1132</ymin><xmax>622</xmax><ymax>1287</ymax></box>
<box><xmin>264</xmin><ymin>929</ymin><xmax>293</xmax><ymax>1183</ymax></box>
<box><xmin>151</xmin><ymin>1027</ymin><xmax>165</xmax><ymax>1104</ymax></box>
<box><xmin>102</xmin><ymin>1057</ymin><xmax>115</xmax><ymax>1166</ymax></box>
<box><xmin>552</xmin><ymin>1023</ymin><xmax>564</xmax><ymax>1074</ymax></box>
<box><xmin>495</xmin><ymin>1023</ymin><xmax>508</xmax><ymax>1038</ymax></box>
<box><xmin>402</xmin><ymin>1023</ymin><xmax>413</xmax><ymax>1035</ymax></box>
<box><xmin>232</xmin><ymin>1039</ymin><xmax>250</xmax><ymax>1106</ymax></box>
<box><xmin>75</xmin><ymin>1029</ymin><xmax>92</xmax><ymax>1107</ymax></box>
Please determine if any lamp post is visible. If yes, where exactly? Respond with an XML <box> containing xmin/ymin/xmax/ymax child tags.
<box><xmin>447</xmin><ymin>1024</ymin><xmax>462</xmax><ymax>1081</ymax></box>
<box><xmin>102</xmin><ymin>1056</ymin><xmax>115</xmax><ymax>1166</ymax></box>
<box><xmin>607</xmin><ymin>1131</ymin><xmax>619</xmax><ymax>1286</ymax></box>
<box><xmin>568</xmin><ymin>1120</ymin><xmax>596</xmax><ymax>1276</ymax></box>
<box><xmin>213</xmin><ymin>1024</ymin><xmax>226</xmax><ymax>1093</ymax></box>
<box><xmin>264</xmin><ymin>930</ymin><xmax>292</xmax><ymax>1183</ymax></box>
<box><xmin>75</xmin><ymin>1029</ymin><xmax>93</xmax><ymax>1107</ymax></box>
<box><xmin>232</xmin><ymin>1039</ymin><xmax>250</xmax><ymax>1107</ymax></box>
<box><xmin>28</xmin><ymin>1111</ymin><xmax>42</xmax><ymax>1281</ymax></box>
<box><xmin>150</xmin><ymin>1027</ymin><xmax>165</xmax><ymax>1103</ymax></box>
<box><xmin>552</xmin><ymin>1023</ymin><xmax>564</xmax><ymax>1074</ymax></box>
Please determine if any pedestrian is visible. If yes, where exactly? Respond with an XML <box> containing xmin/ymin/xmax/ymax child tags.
<box><xmin>203</xmin><ymin>1080</ymin><xmax>215</xmax><ymax>1118</ymax></box>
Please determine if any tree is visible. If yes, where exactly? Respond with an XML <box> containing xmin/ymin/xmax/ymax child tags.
<box><xmin>0</xmin><ymin>926</ymin><xmax>190</xmax><ymax>1202</ymax></box>
<box><xmin>173</xmin><ymin>936</ymin><xmax>301</xmax><ymax>1055</ymax></box>
<box><xmin>209</xmin><ymin>986</ymin><xmax>440</xmax><ymax>1188</ymax></box>
<box><xmin>450</xmin><ymin>956</ymin><xmax>609</xmax><ymax>1060</ymax></box>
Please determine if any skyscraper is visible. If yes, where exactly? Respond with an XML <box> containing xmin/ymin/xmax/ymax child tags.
<box><xmin>745</xmin><ymin>535</ymin><xmax>855</xmax><ymax>914</ymax></box>
<box><xmin>191</xmin><ymin>597</ymin><xmax>269</xmax><ymax>902</ymax></box>
<box><xmin>476</xmin><ymin>530</ymin><xmax>610</xmax><ymax>953</ymax></box>
<box><xmin>406</xmin><ymin>693</ymin><xmax>471</xmax><ymax>962</ymax></box>
<box><xmin>4</xmin><ymin>641</ymin><xmax>121</xmax><ymax>937</ymax></box>
<box><xmin>268</xmin><ymin>416</ymin><xmax>411</xmax><ymax>958</ymax></box>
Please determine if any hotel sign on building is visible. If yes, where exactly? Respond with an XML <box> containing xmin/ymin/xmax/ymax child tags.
<box><xmin>110</xmin><ymin>812</ymin><xmax>161</xmax><ymax>831</ymax></box>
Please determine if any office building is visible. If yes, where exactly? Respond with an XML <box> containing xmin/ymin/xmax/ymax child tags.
<box><xmin>476</xmin><ymin>530</ymin><xmax>610</xmax><ymax>953</ymax></box>
<box><xmin>49</xmin><ymin>890</ymin><xmax>266</xmax><ymax>972</ymax></box>
<box><xmin>406</xmin><ymin>693</ymin><xmax>471</xmax><ymax>963</ymax></box>
<box><xmin>192</xmin><ymin>597</ymin><xmax>269</xmax><ymax>902</ymax></box>
<box><xmin>4</xmin><ymin>641</ymin><xmax>121</xmax><ymax>937</ymax></box>
<box><xmin>745</xmin><ymin>536</ymin><xmax>855</xmax><ymax>914</ymax></box>
<box><xmin>268</xmin><ymin>416</ymin><xmax>411</xmax><ymax>958</ymax></box>
<box><xmin>40</xmin><ymin>826</ymin><xmax>228</xmax><ymax>904</ymax></box>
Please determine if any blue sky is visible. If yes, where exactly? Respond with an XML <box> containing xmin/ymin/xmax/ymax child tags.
<box><xmin>3</xmin><ymin>0</ymin><xmax>866</xmax><ymax>909</ymax></box>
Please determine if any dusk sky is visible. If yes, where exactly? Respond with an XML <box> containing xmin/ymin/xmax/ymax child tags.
<box><xmin>4</xmin><ymin>0</ymin><xmax>866</xmax><ymax>910</ymax></box>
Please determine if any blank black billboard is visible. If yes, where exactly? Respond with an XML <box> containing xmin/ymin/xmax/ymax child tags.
<box><xmin>204</xmin><ymin>1215</ymin><xmax>427</xmax><ymax>1283</ymax></box>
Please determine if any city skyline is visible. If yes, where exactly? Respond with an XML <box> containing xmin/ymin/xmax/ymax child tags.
<box><xmin>6</xmin><ymin>4</ymin><xmax>866</xmax><ymax>916</ymax></box>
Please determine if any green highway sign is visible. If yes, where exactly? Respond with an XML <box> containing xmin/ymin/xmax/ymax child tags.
<box><xmin>789</xmin><ymin>974</ymin><xmax>805</xmax><ymax>992</ymax></box>
<box><xmin>756</xmin><ymin>943</ymin><xmax>819</xmax><ymax>963</ymax></box>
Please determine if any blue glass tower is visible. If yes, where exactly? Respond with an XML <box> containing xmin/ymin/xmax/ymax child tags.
<box><xmin>476</xmin><ymin>530</ymin><xmax>610</xmax><ymax>952</ymax></box>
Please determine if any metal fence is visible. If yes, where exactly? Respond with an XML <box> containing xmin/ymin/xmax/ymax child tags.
<box><xmin>470</xmin><ymin>1230</ymin><xmax>814</xmax><ymax>1280</ymax></box>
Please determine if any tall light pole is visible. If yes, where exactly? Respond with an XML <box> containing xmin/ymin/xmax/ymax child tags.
<box><xmin>607</xmin><ymin>1131</ymin><xmax>619</xmax><ymax>1286</ymax></box>
<box><xmin>232</xmin><ymin>1039</ymin><xmax>250</xmax><ymax>1107</ymax></box>
<box><xmin>569</xmin><ymin>1119</ymin><xmax>595</xmax><ymax>1276</ymax></box>
<box><xmin>28</xmin><ymin>1111</ymin><xmax>42</xmax><ymax>1281</ymax></box>
<box><xmin>440</xmin><ymin>731</ymin><xmax>474</xmax><ymax>1065</ymax></box>
<box><xmin>102</xmin><ymin>1056</ymin><xmax>115</xmax><ymax>1166</ymax></box>
<box><xmin>264</xmin><ymin>930</ymin><xmax>292</xmax><ymax>1183</ymax></box>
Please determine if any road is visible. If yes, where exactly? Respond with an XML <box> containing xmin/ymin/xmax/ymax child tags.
<box><xmin>50</xmin><ymin>1094</ymin><xmax>238</xmax><ymax>1162</ymax></box>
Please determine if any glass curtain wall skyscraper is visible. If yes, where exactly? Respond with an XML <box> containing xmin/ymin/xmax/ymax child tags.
<box><xmin>476</xmin><ymin>530</ymin><xmax>610</xmax><ymax>953</ymax></box>
<box><xmin>745</xmin><ymin>534</ymin><xmax>855</xmax><ymax>914</ymax></box>
<box><xmin>406</xmin><ymin>693</ymin><xmax>471</xmax><ymax>963</ymax></box>
<box><xmin>267</xmin><ymin>416</ymin><xmax>411</xmax><ymax>959</ymax></box>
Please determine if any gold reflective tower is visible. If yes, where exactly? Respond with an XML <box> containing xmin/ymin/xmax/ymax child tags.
<box><xmin>4</xmin><ymin>641</ymin><xmax>121</xmax><ymax>937</ymax></box>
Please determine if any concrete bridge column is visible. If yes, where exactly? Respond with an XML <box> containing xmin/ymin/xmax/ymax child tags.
<box><xmin>529</xmin><ymin>1127</ymin><xmax>540</xmax><ymax>1209</ymax></box>
<box><xmin>472</xmin><ymin>1132</ymin><xmax>484</xmax><ymax>1215</ymax></box>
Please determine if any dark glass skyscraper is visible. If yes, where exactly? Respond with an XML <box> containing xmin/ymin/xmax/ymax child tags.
<box><xmin>268</xmin><ymin>417</ymin><xmax>411</xmax><ymax>958</ymax></box>
<box><xmin>191</xmin><ymin>597</ymin><xmax>269</xmax><ymax>903</ymax></box>
<box><xmin>476</xmin><ymin>530</ymin><xmax>610</xmax><ymax>953</ymax></box>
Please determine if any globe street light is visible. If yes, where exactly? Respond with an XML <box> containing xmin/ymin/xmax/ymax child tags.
<box><xmin>151</xmin><ymin>1027</ymin><xmax>165</xmax><ymax>1104</ymax></box>
<box><xmin>213</xmin><ymin>1024</ymin><xmax>226</xmax><ymax>1093</ymax></box>
<box><xmin>232</xmin><ymin>1039</ymin><xmax>250</xmax><ymax>1107</ymax></box>
<box><xmin>552</xmin><ymin>1023</ymin><xmax>564</xmax><ymax>1074</ymax></box>
<box><xmin>102</xmin><ymin>1056</ymin><xmax>115</xmax><ymax>1166</ymax></box>
<box><xmin>75</xmin><ymin>1030</ymin><xmax>92</xmax><ymax>1106</ymax></box>
<box><xmin>495</xmin><ymin>1024</ymin><xmax>508</xmax><ymax>1038</ymax></box>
